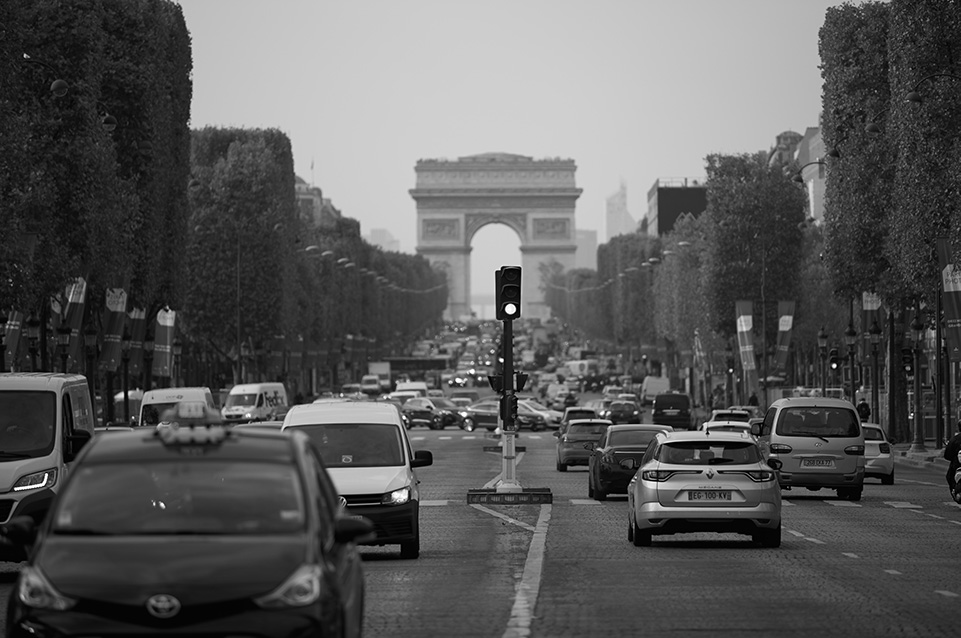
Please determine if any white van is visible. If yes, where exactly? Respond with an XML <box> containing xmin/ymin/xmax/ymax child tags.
<box><xmin>394</xmin><ymin>381</ymin><xmax>428</xmax><ymax>397</ymax></box>
<box><xmin>282</xmin><ymin>401</ymin><xmax>433</xmax><ymax>558</ymax></box>
<box><xmin>0</xmin><ymin>373</ymin><xmax>95</xmax><ymax>556</ymax></box>
<box><xmin>640</xmin><ymin>376</ymin><xmax>671</xmax><ymax>406</ymax></box>
<box><xmin>139</xmin><ymin>387</ymin><xmax>217</xmax><ymax>427</ymax></box>
<box><xmin>220</xmin><ymin>382</ymin><xmax>289</xmax><ymax>424</ymax></box>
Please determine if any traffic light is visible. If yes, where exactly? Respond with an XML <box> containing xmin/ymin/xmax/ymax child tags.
<box><xmin>500</xmin><ymin>394</ymin><xmax>519</xmax><ymax>430</ymax></box>
<box><xmin>902</xmin><ymin>347</ymin><xmax>914</xmax><ymax>375</ymax></box>
<box><xmin>495</xmin><ymin>266</ymin><xmax>522</xmax><ymax>320</ymax></box>
<box><xmin>726</xmin><ymin>356</ymin><xmax>735</xmax><ymax>375</ymax></box>
<box><xmin>829</xmin><ymin>348</ymin><xmax>839</xmax><ymax>370</ymax></box>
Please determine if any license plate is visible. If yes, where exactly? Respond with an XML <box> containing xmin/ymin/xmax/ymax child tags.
<box><xmin>664</xmin><ymin>409</ymin><xmax>680</xmax><ymax>416</ymax></box>
<box><xmin>801</xmin><ymin>458</ymin><xmax>835</xmax><ymax>468</ymax></box>
<box><xmin>688</xmin><ymin>490</ymin><xmax>732</xmax><ymax>501</ymax></box>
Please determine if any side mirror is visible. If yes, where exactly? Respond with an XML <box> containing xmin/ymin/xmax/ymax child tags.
<box><xmin>334</xmin><ymin>515</ymin><xmax>376</xmax><ymax>544</ymax></box>
<box><xmin>750</xmin><ymin>423</ymin><xmax>761</xmax><ymax>436</ymax></box>
<box><xmin>0</xmin><ymin>515</ymin><xmax>38</xmax><ymax>546</ymax></box>
<box><xmin>619</xmin><ymin>458</ymin><xmax>636</xmax><ymax>470</ymax></box>
<box><xmin>767</xmin><ymin>458</ymin><xmax>783</xmax><ymax>471</ymax></box>
<box><xmin>411</xmin><ymin>449</ymin><xmax>433</xmax><ymax>468</ymax></box>
<box><xmin>64</xmin><ymin>429</ymin><xmax>93</xmax><ymax>462</ymax></box>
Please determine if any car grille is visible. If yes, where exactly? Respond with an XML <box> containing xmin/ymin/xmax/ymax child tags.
<box><xmin>344</xmin><ymin>493</ymin><xmax>384</xmax><ymax>506</ymax></box>
<box><xmin>371</xmin><ymin>518</ymin><xmax>414</xmax><ymax>538</ymax></box>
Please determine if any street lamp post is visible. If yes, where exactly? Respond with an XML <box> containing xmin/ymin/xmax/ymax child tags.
<box><xmin>172</xmin><ymin>338</ymin><xmax>183</xmax><ymax>387</ymax></box>
<box><xmin>818</xmin><ymin>327</ymin><xmax>829</xmax><ymax>397</ymax></box>
<box><xmin>845</xmin><ymin>320</ymin><xmax>858</xmax><ymax>404</ymax></box>
<box><xmin>121</xmin><ymin>330</ymin><xmax>131</xmax><ymax>423</ymax></box>
<box><xmin>84</xmin><ymin>325</ymin><xmax>97</xmax><ymax>411</ymax></box>
<box><xmin>869</xmin><ymin>320</ymin><xmax>882</xmax><ymax>422</ymax></box>
<box><xmin>56</xmin><ymin>325</ymin><xmax>71</xmax><ymax>374</ymax></box>
<box><xmin>143</xmin><ymin>331</ymin><xmax>154</xmax><ymax>393</ymax></box>
<box><xmin>26</xmin><ymin>314</ymin><xmax>40</xmax><ymax>371</ymax></box>
<box><xmin>909</xmin><ymin>311</ymin><xmax>927</xmax><ymax>453</ymax></box>
<box><xmin>0</xmin><ymin>311</ymin><xmax>7</xmax><ymax>373</ymax></box>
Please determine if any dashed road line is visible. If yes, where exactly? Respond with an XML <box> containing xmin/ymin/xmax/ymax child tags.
<box><xmin>439</xmin><ymin>436</ymin><xmax>453</xmax><ymax>440</ymax></box>
<box><xmin>421</xmin><ymin>500</ymin><xmax>449</xmax><ymax>506</ymax></box>
<box><xmin>926</xmin><ymin>513</ymin><xmax>945</xmax><ymax>520</ymax></box>
<box><xmin>570</xmin><ymin>499</ymin><xmax>601</xmax><ymax>505</ymax></box>
<box><xmin>885</xmin><ymin>501</ymin><xmax>923</xmax><ymax>508</ymax></box>
<box><xmin>805</xmin><ymin>537</ymin><xmax>826</xmax><ymax>545</ymax></box>
<box><xmin>935</xmin><ymin>590</ymin><xmax>960</xmax><ymax>598</ymax></box>
<box><xmin>787</xmin><ymin>530</ymin><xmax>805</xmax><ymax>537</ymax></box>
<box><xmin>884</xmin><ymin>570</ymin><xmax>902</xmax><ymax>575</ymax></box>
<box><xmin>842</xmin><ymin>552</ymin><xmax>859</xmax><ymax>559</ymax></box>
<box><xmin>827</xmin><ymin>501</ymin><xmax>861</xmax><ymax>507</ymax></box>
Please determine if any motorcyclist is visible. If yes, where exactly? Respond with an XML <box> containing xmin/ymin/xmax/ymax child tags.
<box><xmin>944</xmin><ymin>420</ymin><xmax>961</xmax><ymax>498</ymax></box>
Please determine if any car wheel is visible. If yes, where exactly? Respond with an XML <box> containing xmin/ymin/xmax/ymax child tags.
<box><xmin>556</xmin><ymin>459</ymin><xmax>567</xmax><ymax>472</ymax></box>
<box><xmin>754</xmin><ymin>522</ymin><xmax>781</xmax><ymax>548</ymax></box>
<box><xmin>882</xmin><ymin>470</ymin><xmax>894</xmax><ymax>485</ymax></box>
<box><xmin>400</xmin><ymin>535</ymin><xmax>420</xmax><ymax>559</ymax></box>
<box><xmin>847</xmin><ymin>487</ymin><xmax>863</xmax><ymax>502</ymax></box>
<box><xmin>462</xmin><ymin>418</ymin><xmax>475</xmax><ymax>432</ymax></box>
<box><xmin>631</xmin><ymin>518</ymin><xmax>651</xmax><ymax>547</ymax></box>
<box><xmin>588</xmin><ymin>476</ymin><xmax>595</xmax><ymax>498</ymax></box>
<box><xmin>627</xmin><ymin>512</ymin><xmax>634</xmax><ymax>542</ymax></box>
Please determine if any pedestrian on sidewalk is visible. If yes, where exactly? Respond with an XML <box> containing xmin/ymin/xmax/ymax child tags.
<box><xmin>944</xmin><ymin>420</ymin><xmax>961</xmax><ymax>496</ymax></box>
<box><xmin>856</xmin><ymin>398</ymin><xmax>871</xmax><ymax>421</ymax></box>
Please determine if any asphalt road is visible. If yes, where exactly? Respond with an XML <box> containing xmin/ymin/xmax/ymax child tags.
<box><xmin>1</xmin><ymin>424</ymin><xmax>959</xmax><ymax>637</ymax></box>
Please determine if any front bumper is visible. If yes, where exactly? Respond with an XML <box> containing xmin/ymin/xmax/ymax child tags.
<box><xmin>345</xmin><ymin>500</ymin><xmax>418</xmax><ymax>544</ymax></box>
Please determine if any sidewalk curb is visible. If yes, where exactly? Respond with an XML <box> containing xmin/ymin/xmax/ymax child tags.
<box><xmin>893</xmin><ymin>448</ymin><xmax>950</xmax><ymax>470</ymax></box>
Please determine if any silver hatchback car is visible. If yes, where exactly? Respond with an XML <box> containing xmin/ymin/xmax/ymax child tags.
<box><xmin>627</xmin><ymin>430</ymin><xmax>782</xmax><ymax>547</ymax></box>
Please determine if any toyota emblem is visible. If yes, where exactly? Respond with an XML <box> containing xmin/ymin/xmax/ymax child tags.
<box><xmin>146</xmin><ymin>594</ymin><xmax>181</xmax><ymax>619</ymax></box>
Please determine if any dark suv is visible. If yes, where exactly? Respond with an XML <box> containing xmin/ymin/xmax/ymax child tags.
<box><xmin>652</xmin><ymin>393</ymin><xmax>694</xmax><ymax>430</ymax></box>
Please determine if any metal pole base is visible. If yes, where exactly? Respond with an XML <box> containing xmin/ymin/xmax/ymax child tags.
<box><xmin>908</xmin><ymin>441</ymin><xmax>929</xmax><ymax>453</ymax></box>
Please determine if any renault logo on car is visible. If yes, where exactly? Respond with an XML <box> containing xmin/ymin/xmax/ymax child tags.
<box><xmin>706</xmin><ymin>469</ymin><xmax>715</xmax><ymax>479</ymax></box>
<box><xmin>146</xmin><ymin>594</ymin><xmax>181</xmax><ymax>619</ymax></box>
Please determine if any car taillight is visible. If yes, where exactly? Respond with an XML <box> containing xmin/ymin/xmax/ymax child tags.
<box><xmin>745</xmin><ymin>470</ymin><xmax>776</xmax><ymax>482</ymax></box>
<box><xmin>641</xmin><ymin>469</ymin><xmax>699</xmax><ymax>481</ymax></box>
<box><xmin>770</xmin><ymin>443</ymin><xmax>792</xmax><ymax>454</ymax></box>
<box><xmin>844</xmin><ymin>445</ymin><xmax>864</xmax><ymax>456</ymax></box>
<box><xmin>879</xmin><ymin>443</ymin><xmax>890</xmax><ymax>454</ymax></box>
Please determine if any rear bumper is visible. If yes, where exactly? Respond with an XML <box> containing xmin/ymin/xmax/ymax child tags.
<box><xmin>558</xmin><ymin>447</ymin><xmax>594</xmax><ymax>465</ymax></box>
<box><xmin>777</xmin><ymin>468</ymin><xmax>864</xmax><ymax>489</ymax></box>
<box><xmin>865</xmin><ymin>457</ymin><xmax>895</xmax><ymax>477</ymax></box>
<box><xmin>635</xmin><ymin>500</ymin><xmax>781</xmax><ymax>534</ymax></box>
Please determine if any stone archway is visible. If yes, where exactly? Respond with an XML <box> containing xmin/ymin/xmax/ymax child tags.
<box><xmin>410</xmin><ymin>153</ymin><xmax>582</xmax><ymax>321</ymax></box>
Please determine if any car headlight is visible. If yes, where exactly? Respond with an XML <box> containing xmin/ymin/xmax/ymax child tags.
<box><xmin>254</xmin><ymin>565</ymin><xmax>322</xmax><ymax>608</ymax></box>
<box><xmin>382</xmin><ymin>486</ymin><xmax>411</xmax><ymax>506</ymax></box>
<box><xmin>13</xmin><ymin>468</ymin><xmax>57</xmax><ymax>492</ymax></box>
<box><xmin>17</xmin><ymin>566</ymin><xmax>76</xmax><ymax>611</ymax></box>
<box><xmin>458</xmin><ymin>410</ymin><xmax>469</xmax><ymax>418</ymax></box>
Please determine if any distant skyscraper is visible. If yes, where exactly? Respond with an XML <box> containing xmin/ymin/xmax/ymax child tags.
<box><xmin>606</xmin><ymin>182</ymin><xmax>636</xmax><ymax>241</ymax></box>
<box><xmin>575</xmin><ymin>229</ymin><xmax>597</xmax><ymax>270</ymax></box>
<box><xmin>367</xmin><ymin>228</ymin><xmax>401</xmax><ymax>252</ymax></box>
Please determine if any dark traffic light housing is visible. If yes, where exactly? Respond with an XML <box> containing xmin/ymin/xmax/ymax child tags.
<box><xmin>496</xmin><ymin>266</ymin><xmax>522</xmax><ymax>320</ymax></box>
<box><xmin>902</xmin><ymin>347</ymin><xmax>914</xmax><ymax>375</ymax></box>
<box><xmin>500</xmin><ymin>394</ymin><xmax>519</xmax><ymax>430</ymax></box>
<box><xmin>829</xmin><ymin>347</ymin><xmax>840</xmax><ymax>370</ymax></box>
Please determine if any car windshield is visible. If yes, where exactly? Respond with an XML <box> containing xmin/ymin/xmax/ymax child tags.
<box><xmin>567</xmin><ymin>423</ymin><xmax>609</xmax><ymax>436</ymax></box>
<box><xmin>863</xmin><ymin>427</ymin><xmax>885</xmax><ymax>441</ymax></box>
<box><xmin>141</xmin><ymin>402</ymin><xmax>181</xmax><ymax>426</ymax></box>
<box><xmin>777</xmin><ymin>407</ymin><xmax>860</xmax><ymax>437</ymax></box>
<box><xmin>292</xmin><ymin>423</ymin><xmax>404</xmax><ymax>467</ymax></box>
<box><xmin>0</xmin><ymin>391</ymin><xmax>56</xmax><ymax>455</ymax></box>
<box><xmin>608</xmin><ymin>430</ymin><xmax>659</xmax><ymax>446</ymax></box>
<box><xmin>224</xmin><ymin>393</ymin><xmax>257</xmax><ymax>408</ymax></box>
<box><xmin>657</xmin><ymin>441</ymin><xmax>760</xmax><ymax>465</ymax></box>
<box><xmin>53</xmin><ymin>461</ymin><xmax>305</xmax><ymax>535</ymax></box>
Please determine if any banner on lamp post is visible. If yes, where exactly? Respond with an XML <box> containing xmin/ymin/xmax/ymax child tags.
<box><xmin>773</xmin><ymin>301</ymin><xmax>796</xmax><ymax>376</ymax></box>
<box><xmin>127</xmin><ymin>308</ymin><xmax>146</xmax><ymax>376</ymax></box>
<box><xmin>2</xmin><ymin>312</ymin><xmax>23</xmax><ymax>371</ymax></box>
<box><xmin>63</xmin><ymin>278</ymin><xmax>87</xmax><ymax>372</ymax></box>
<box><xmin>937</xmin><ymin>239</ymin><xmax>961</xmax><ymax>361</ymax></box>
<box><xmin>99</xmin><ymin>289</ymin><xmax>127</xmax><ymax>372</ymax></box>
<box><xmin>152</xmin><ymin>309</ymin><xmax>175</xmax><ymax>379</ymax></box>
<box><xmin>735</xmin><ymin>300</ymin><xmax>759</xmax><ymax>397</ymax></box>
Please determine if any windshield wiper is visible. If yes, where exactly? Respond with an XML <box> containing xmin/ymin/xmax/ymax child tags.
<box><xmin>794</xmin><ymin>432</ymin><xmax>830</xmax><ymax>443</ymax></box>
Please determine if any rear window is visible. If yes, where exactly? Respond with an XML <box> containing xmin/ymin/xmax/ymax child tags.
<box><xmin>863</xmin><ymin>427</ymin><xmax>885</xmax><ymax>441</ymax></box>
<box><xmin>776</xmin><ymin>407</ymin><xmax>860</xmax><ymax>438</ymax></box>
<box><xmin>566</xmin><ymin>410</ymin><xmax>595</xmax><ymax>420</ymax></box>
<box><xmin>568</xmin><ymin>422</ymin><xmax>609</xmax><ymax>436</ymax></box>
<box><xmin>657</xmin><ymin>441</ymin><xmax>760</xmax><ymax>465</ymax></box>
<box><xmin>608</xmin><ymin>430</ymin><xmax>659</xmax><ymax>446</ymax></box>
<box><xmin>288</xmin><ymin>423</ymin><xmax>404</xmax><ymax>467</ymax></box>
<box><xmin>610</xmin><ymin>401</ymin><xmax>636</xmax><ymax>411</ymax></box>
<box><xmin>654</xmin><ymin>395</ymin><xmax>690</xmax><ymax>410</ymax></box>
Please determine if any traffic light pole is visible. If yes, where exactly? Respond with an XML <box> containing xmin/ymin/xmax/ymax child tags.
<box><xmin>497</xmin><ymin>316</ymin><xmax>521</xmax><ymax>493</ymax></box>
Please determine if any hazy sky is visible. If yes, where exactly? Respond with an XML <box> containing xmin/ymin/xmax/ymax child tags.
<box><xmin>176</xmin><ymin>0</ymin><xmax>853</xmax><ymax>295</ymax></box>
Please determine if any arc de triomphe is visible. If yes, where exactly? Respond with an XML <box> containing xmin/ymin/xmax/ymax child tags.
<box><xmin>410</xmin><ymin>153</ymin><xmax>582</xmax><ymax>321</ymax></box>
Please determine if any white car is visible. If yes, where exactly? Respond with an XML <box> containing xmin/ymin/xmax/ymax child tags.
<box><xmin>862</xmin><ymin>423</ymin><xmax>895</xmax><ymax>485</ymax></box>
<box><xmin>698</xmin><ymin>419</ymin><xmax>755</xmax><ymax>438</ymax></box>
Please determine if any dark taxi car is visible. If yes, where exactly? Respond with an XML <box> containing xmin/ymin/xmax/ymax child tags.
<box><xmin>2</xmin><ymin>403</ymin><xmax>373</xmax><ymax>638</ymax></box>
<box><xmin>588</xmin><ymin>424</ymin><xmax>672</xmax><ymax>500</ymax></box>
<box><xmin>651</xmin><ymin>392</ymin><xmax>695</xmax><ymax>431</ymax></box>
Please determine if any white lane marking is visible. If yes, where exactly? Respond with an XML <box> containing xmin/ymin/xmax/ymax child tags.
<box><xmin>805</xmin><ymin>538</ymin><xmax>826</xmax><ymax>544</ymax></box>
<box><xmin>885</xmin><ymin>501</ymin><xmax>923</xmax><ymax>508</ymax></box>
<box><xmin>463</xmin><ymin>435</ymin><xmax>478</xmax><ymax>440</ymax></box>
<box><xmin>526</xmin><ymin>435</ymin><xmax>543</xmax><ymax>439</ymax></box>
<box><xmin>503</xmin><ymin>504</ymin><xmax>551</xmax><ymax>638</ymax></box>
<box><xmin>410</xmin><ymin>436</ymin><xmax>426</xmax><ymax>441</ymax></box>
<box><xmin>884</xmin><ymin>570</ymin><xmax>902</xmax><ymax>575</ymax></box>
<box><xmin>470</xmin><ymin>504</ymin><xmax>537</xmax><ymax>532</ymax></box>
<box><xmin>482</xmin><ymin>452</ymin><xmax>526</xmax><ymax>489</ymax></box>
<box><xmin>943</xmin><ymin>502</ymin><xmax>961</xmax><ymax>508</ymax></box>
<box><xmin>421</xmin><ymin>500</ymin><xmax>449</xmax><ymax>506</ymax></box>
<box><xmin>842</xmin><ymin>552</ymin><xmax>859</xmax><ymax>559</ymax></box>
<box><xmin>787</xmin><ymin>530</ymin><xmax>805</xmax><ymax>537</ymax></box>
<box><xmin>570</xmin><ymin>499</ymin><xmax>602</xmax><ymax>505</ymax></box>
<box><xmin>439</xmin><ymin>436</ymin><xmax>453</xmax><ymax>440</ymax></box>
<box><xmin>950</xmin><ymin>521</ymin><xmax>961</xmax><ymax>526</ymax></box>
<box><xmin>935</xmin><ymin>590</ymin><xmax>960</xmax><ymax>598</ymax></box>
<box><xmin>926</xmin><ymin>514</ymin><xmax>945</xmax><ymax>520</ymax></box>
<box><xmin>827</xmin><ymin>501</ymin><xmax>861</xmax><ymax>507</ymax></box>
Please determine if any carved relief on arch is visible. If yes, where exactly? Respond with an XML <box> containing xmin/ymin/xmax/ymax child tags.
<box><xmin>465</xmin><ymin>212</ymin><xmax>527</xmax><ymax>245</ymax></box>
